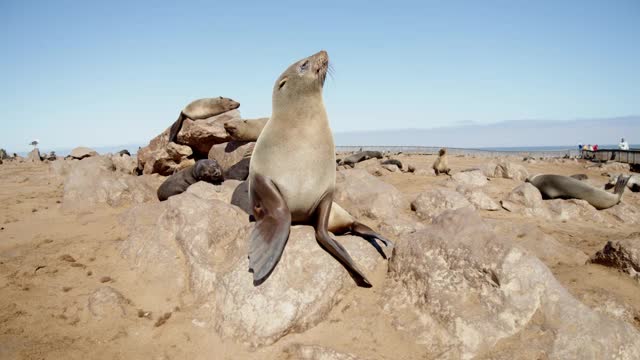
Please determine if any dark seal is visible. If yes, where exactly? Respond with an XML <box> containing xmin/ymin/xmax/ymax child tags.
<box><xmin>157</xmin><ymin>159</ymin><xmax>224</xmax><ymax>201</ymax></box>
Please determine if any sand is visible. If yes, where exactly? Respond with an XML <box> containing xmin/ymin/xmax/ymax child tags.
<box><xmin>1</xmin><ymin>155</ymin><xmax>639</xmax><ymax>359</ymax></box>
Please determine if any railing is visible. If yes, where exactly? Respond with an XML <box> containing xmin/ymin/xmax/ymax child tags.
<box><xmin>581</xmin><ymin>149</ymin><xmax>640</xmax><ymax>165</ymax></box>
<box><xmin>335</xmin><ymin>146</ymin><xmax>578</xmax><ymax>158</ymax></box>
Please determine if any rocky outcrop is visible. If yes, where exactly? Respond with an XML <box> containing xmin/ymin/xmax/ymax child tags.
<box><xmin>69</xmin><ymin>146</ymin><xmax>98</xmax><ymax>160</ymax></box>
<box><xmin>27</xmin><ymin>148</ymin><xmax>42</xmax><ymax>162</ymax></box>
<box><xmin>452</xmin><ymin>170</ymin><xmax>489</xmax><ymax>187</ymax></box>
<box><xmin>384</xmin><ymin>208</ymin><xmax>640</xmax><ymax>359</ymax></box>
<box><xmin>207</xmin><ymin>141</ymin><xmax>254</xmax><ymax>180</ymax></box>
<box><xmin>411</xmin><ymin>188</ymin><xmax>473</xmax><ymax>221</ymax></box>
<box><xmin>62</xmin><ymin>157</ymin><xmax>159</xmax><ymax>210</ymax></box>
<box><xmin>176</xmin><ymin>109</ymin><xmax>241</xmax><ymax>155</ymax></box>
<box><xmin>456</xmin><ymin>186</ymin><xmax>500</xmax><ymax>211</ymax></box>
<box><xmin>484</xmin><ymin>161</ymin><xmax>529</xmax><ymax>181</ymax></box>
<box><xmin>500</xmin><ymin>183</ymin><xmax>548</xmax><ymax>218</ymax></box>
<box><xmin>590</xmin><ymin>239</ymin><xmax>640</xmax><ymax>282</ymax></box>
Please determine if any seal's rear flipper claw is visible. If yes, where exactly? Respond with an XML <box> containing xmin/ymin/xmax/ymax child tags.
<box><xmin>350</xmin><ymin>222</ymin><xmax>394</xmax><ymax>259</ymax></box>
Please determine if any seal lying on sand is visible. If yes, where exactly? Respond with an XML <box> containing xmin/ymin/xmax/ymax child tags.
<box><xmin>433</xmin><ymin>148</ymin><xmax>450</xmax><ymax>175</ymax></box>
<box><xmin>224</xmin><ymin>117</ymin><xmax>269</xmax><ymax>142</ymax></box>
<box><xmin>527</xmin><ymin>174</ymin><xmax>630</xmax><ymax>210</ymax></box>
<box><xmin>247</xmin><ymin>51</ymin><xmax>392</xmax><ymax>287</ymax></box>
<box><xmin>168</xmin><ymin>97</ymin><xmax>240</xmax><ymax>143</ymax></box>
<box><xmin>339</xmin><ymin>151</ymin><xmax>383</xmax><ymax>168</ymax></box>
<box><xmin>157</xmin><ymin>159</ymin><xmax>223</xmax><ymax>201</ymax></box>
<box><xmin>381</xmin><ymin>159</ymin><xmax>403</xmax><ymax>170</ymax></box>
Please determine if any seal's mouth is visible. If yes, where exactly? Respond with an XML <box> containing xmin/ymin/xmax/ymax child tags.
<box><xmin>311</xmin><ymin>50</ymin><xmax>329</xmax><ymax>86</ymax></box>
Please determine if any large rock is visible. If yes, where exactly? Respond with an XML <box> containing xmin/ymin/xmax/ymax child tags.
<box><xmin>484</xmin><ymin>161</ymin><xmax>529</xmax><ymax>181</ymax></box>
<box><xmin>109</xmin><ymin>154</ymin><xmax>137</xmax><ymax>175</ymax></box>
<box><xmin>547</xmin><ymin>198</ymin><xmax>607</xmax><ymax>223</ymax></box>
<box><xmin>212</xmin><ymin>226</ymin><xmax>383</xmax><ymax>347</ymax></box>
<box><xmin>137</xmin><ymin>128</ymin><xmax>170</xmax><ymax>174</ymax></box>
<box><xmin>281</xmin><ymin>344</ymin><xmax>362</xmax><ymax>360</ymax></box>
<box><xmin>384</xmin><ymin>208</ymin><xmax>640</xmax><ymax>359</ymax></box>
<box><xmin>70</xmin><ymin>146</ymin><xmax>98</xmax><ymax>160</ymax></box>
<box><xmin>452</xmin><ymin>170</ymin><xmax>488</xmax><ymax>187</ymax></box>
<box><xmin>63</xmin><ymin>157</ymin><xmax>158</xmax><ymax>210</ymax></box>
<box><xmin>207</xmin><ymin>141</ymin><xmax>254</xmax><ymax>180</ymax></box>
<box><xmin>177</xmin><ymin>109</ymin><xmax>241</xmax><ymax>154</ymax></box>
<box><xmin>27</xmin><ymin>148</ymin><xmax>41</xmax><ymax>162</ymax></box>
<box><xmin>491</xmin><ymin>221</ymin><xmax>589</xmax><ymax>266</ymax></box>
<box><xmin>456</xmin><ymin>186</ymin><xmax>500</xmax><ymax>211</ymax></box>
<box><xmin>603</xmin><ymin>202</ymin><xmax>640</xmax><ymax>225</ymax></box>
<box><xmin>411</xmin><ymin>188</ymin><xmax>473</xmax><ymax>221</ymax></box>
<box><xmin>141</xmin><ymin>141</ymin><xmax>194</xmax><ymax>176</ymax></box>
<box><xmin>590</xmin><ymin>239</ymin><xmax>640</xmax><ymax>282</ymax></box>
<box><xmin>121</xmin><ymin>187</ymin><xmax>385</xmax><ymax>347</ymax></box>
<box><xmin>500</xmin><ymin>183</ymin><xmax>549</xmax><ymax>218</ymax></box>
<box><xmin>334</xmin><ymin>169</ymin><xmax>409</xmax><ymax>223</ymax></box>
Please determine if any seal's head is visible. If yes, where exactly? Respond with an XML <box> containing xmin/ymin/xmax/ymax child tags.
<box><xmin>194</xmin><ymin>159</ymin><xmax>223</xmax><ymax>184</ymax></box>
<box><xmin>438</xmin><ymin>148</ymin><xmax>447</xmax><ymax>156</ymax></box>
<box><xmin>272</xmin><ymin>51</ymin><xmax>329</xmax><ymax>110</ymax></box>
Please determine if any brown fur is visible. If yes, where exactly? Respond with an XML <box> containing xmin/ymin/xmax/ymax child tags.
<box><xmin>432</xmin><ymin>148</ymin><xmax>451</xmax><ymax>175</ymax></box>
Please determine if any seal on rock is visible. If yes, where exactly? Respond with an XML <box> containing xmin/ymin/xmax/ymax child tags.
<box><xmin>224</xmin><ymin>117</ymin><xmax>269</xmax><ymax>142</ymax></box>
<box><xmin>526</xmin><ymin>174</ymin><xmax>630</xmax><ymax>210</ymax></box>
<box><xmin>157</xmin><ymin>159</ymin><xmax>223</xmax><ymax>201</ymax></box>
<box><xmin>339</xmin><ymin>151</ymin><xmax>383</xmax><ymax>168</ymax></box>
<box><xmin>432</xmin><ymin>148</ymin><xmax>451</xmax><ymax>175</ymax></box>
<box><xmin>168</xmin><ymin>97</ymin><xmax>240</xmax><ymax>143</ymax></box>
<box><xmin>247</xmin><ymin>51</ymin><xmax>392</xmax><ymax>287</ymax></box>
<box><xmin>381</xmin><ymin>159</ymin><xmax>403</xmax><ymax>170</ymax></box>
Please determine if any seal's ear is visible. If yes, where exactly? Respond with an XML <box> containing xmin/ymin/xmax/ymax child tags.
<box><xmin>278</xmin><ymin>78</ymin><xmax>287</xmax><ymax>90</ymax></box>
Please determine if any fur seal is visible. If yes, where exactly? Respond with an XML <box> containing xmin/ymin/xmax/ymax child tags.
<box><xmin>224</xmin><ymin>117</ymin><xmax>269</xmax><ymax>142</ymax></box>
<box><xmin>247</xmin><ymin>51</ymin><xmax>392</xmax><ymax>287</ymax></box>
<box><xmin>381</xmin><ymin>159</ymin><xmax>403</xmax><ymax>169</ymax></box>
<box><xmin>168</xmin><ymin>97</ymin><xmax>240</xmax><ymax>143</ymax></box>
<box><xmin>432</xmin><ymin>148</ymin><xmax>450</xmax><ymax>175</ymax></box>
<box><xmin>339</xmin><ymin>151</ymin><xmax>383</xmax><ymax>168</ymax></box>
<box><xmin>605</xmin><ymin>174</ymin><xmax>639</xmax><ymax>192</ymax></box>
<box><xmin>116</xmin><ymin>149</ymin><xmax>131</xmax><ymax>157</ymax></box>
<box><xmin>157</xmin><ymin>159</ymin><xmax>223</xmax><ymax>201</ymax></box>
<box><xmin>527</xmin><ymin>174</ymin><xmax>630</xmax><ymax>209</ymax></box>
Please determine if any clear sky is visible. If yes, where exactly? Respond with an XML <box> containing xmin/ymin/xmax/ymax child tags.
<box><xmin>1</xmin><ymin>0</ymin><xmax>638</xmax><ymax>152</ymax></box>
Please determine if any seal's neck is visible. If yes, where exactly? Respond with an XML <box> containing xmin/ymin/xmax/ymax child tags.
<box><xmin>271</xmin><ymin>93</ymin><xmax>329</xmax><ymax>130</ymax></box>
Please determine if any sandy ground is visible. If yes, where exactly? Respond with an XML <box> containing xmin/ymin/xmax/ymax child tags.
<box><xmin>1</xmin><ymin>155</ymin><xmax>639</xmax><ymax>359</ymax></box>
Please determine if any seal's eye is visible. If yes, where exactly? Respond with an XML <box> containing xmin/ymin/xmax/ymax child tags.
<box><xmin>278</xmin><ymin>78</ymin><xmax>287</xmax><ymax>90</ymax></box>
<box><xmin>300</xmin><ymin>60</ymin><xmax>309</xmax><ymax>72</ymax></box>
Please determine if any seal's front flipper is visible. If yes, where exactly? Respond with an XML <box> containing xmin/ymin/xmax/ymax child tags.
<box><xmin>315</xmin><ymin>192</ymin><xmax>372</xmax><ymax>288</ymax></box>
<box><xmin>248</xmin><ymin>174</ymin><xmax>291</xmax><ymax>286</ymax></box>
<box><xmin>350</xmin><ymin>222</ymin><xmax>394</xmax><ymax>259</ymax></box>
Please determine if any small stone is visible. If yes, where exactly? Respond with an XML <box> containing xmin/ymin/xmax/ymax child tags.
<box><xmin>59</xmin><ymin>254</ymin><xmax>76</xmax><ymax>262</ymax></box>
<box><xmin>100</xmin><ymin>276</ymin><xmax>113</xmax><ymax>283</ymax></box>
<box><xmin>62</xmin><ymin>287</ymin><xmax>72</xmax><ymax>292</ymax></box>
<box><xmin>154</xmin><ymin>312</ymin><xmax>172</xmax><ymax>327</ymax></box>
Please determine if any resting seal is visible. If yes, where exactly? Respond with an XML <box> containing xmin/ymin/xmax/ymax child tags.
<box><xmin>157</xmin><ymin>159</ymin><xmax>223</xmax><ymax>201</ymax></box>
<box><xmin>168</xmin><ymin>97</ymin><xmax>240</xmax><ymax>143</ymax></box>
<box><xmin>339</xmin><ymin>151</ymin><xmax>383</xmax><ymax>168</ymax></box>
<box><xmin>247</xmin><ymin>51</ymin><xmax>392</xmax><ymax>287</ymax></box>
<box><xmin>527</xmin><ymin>174</ymin><xmax>630</xmax><ymax>210</ymax></box>
<box><xmin>224</xmin><ymin>117</ymin><xmax>269</xmax><ymax>142</ymax></box>
<box><xmin>432</xmin><ymin>148</ymin><xmax>450</xmax><ymax>175</ymax></box>
<box><xmin>605</xmin><ymin>174</ymin><xmax>640</xmax><ymax>192</ymax></box>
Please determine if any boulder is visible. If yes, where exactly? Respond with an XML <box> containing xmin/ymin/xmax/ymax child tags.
<box><xmin>590</xmin><ymin>239</ymin><xmax>640</xmax><ymax>282</ymax></box>
<box><xmin>177</xmin><ymin>109</ymin><xmax>241</xmax><ymax>154</ymax></box>
<box><xmin>281</xmin><ymin>344</ymin><xmax>361</xmax><ymax>360</ymax></box>
<box><xmin>456</xmin><ymin>186</ymin><xmax>500</xmax><ymax>211</ymax></box>
<box><xmin>411</xmin><ymin>188</ymin><xmax>473</xmax><ymax>221</ymax></box>
<box><xmin>500</xmin><ymin>183</ymin><xmax>549</xmax><ymax>218</ymax></box>
<box><xmin>70</xmin><ymin>146</ymin><xmax>98</xmax><ymax>160</ymax></box>
<box><xmin>334</xmin><ymin>169</ymin><xmax>409</xmax><ymax>223</ymax></box>
<box><xmin>109</xmin><ymin>154</ymin><xmax>137</xmax><ymax>175</ymax></box>
<box><xmin>87</xmin><ymin>286</ymin><xmax>129</xmax><ymax>319</ymax></box>
<box><xmin>137</xmin><ymin>128</ymin><xmax>171</xmax><ymax>174</ymax></box>
<box><xmin>451</xmin><ymin>170</ymin><xmax>488</xmax><ymax>187</ymax></box>
<box><xmin>27</xmin><ymin>148</ymin><xmax>42</xmax><ymax>162</ymax></box>
<box><xmin>384</xmin><ymin>208</ymin><xmax>640</xmax><ymax>359</ymax></box>
<box><xmin>547</xmin><ymin>199</ymin><xmax>607</xmax><ymax>223</ymax></box>
<box><xmin>603</xmin><ymin>202</ymin><xmax>640</xmax><ymax>225</ymax></box>
<box><xmin>207</xmin><ymin>141</ymin><xmax>254</xmax><ymax>180</ymax></box>
<box><xmin>63</xmin><ymin>157</ymin><xmax>158</xmax><ymax>210</ymax></box>
<box><xmin>484</xmin><ymin>161</ymin><xmax>529</xmax><ymax>181</ymax></box>
<box><xmin>212</xmin><ymin>226</ymin><xmax>383</xmax><ymax>347</ymax></box>
<box><xmin>381</xmin><ymin>164</ymin><xmax>399</xmax><ymax>172</ymax></box>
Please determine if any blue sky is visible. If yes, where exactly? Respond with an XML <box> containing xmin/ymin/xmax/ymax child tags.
<box><xmin>1</xmin><ymin>0</ymin><xmax>638</xmax><ymax>152</ymax></box>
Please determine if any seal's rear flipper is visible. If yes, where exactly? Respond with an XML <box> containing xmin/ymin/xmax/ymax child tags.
<box><xmin>614</xmin><ymin>175</ymin><xmax>631</xmax><ymax>199</ymax></box>
<box><xmin>349</xmin><ymin>222</ymin><xmax>394</xmax><ymax>260</ymax></box>
<box><xmin>315</xmin><ymin>192</ymin><xmax>372</xmax><ymax>288</ymax></box>
<box><xmin>168</xmin><ymin>112</ymin><xmax>186</xmax><ymax>143</ymax></box>
<box><xmin>248</xmin><ymin>174</ymin><xmax>291</xmax><ymax>286</ymax></box>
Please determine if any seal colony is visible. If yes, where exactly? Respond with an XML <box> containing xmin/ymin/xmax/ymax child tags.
<box><xmin>247</xmin><ymin>51</ymin><xmax>392</xmax><ymax>287</ymax></box>
<box><xmin>527</xmin><ymin>174</ymin><xmax>630</xmax><ymax>210</ymax></box>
